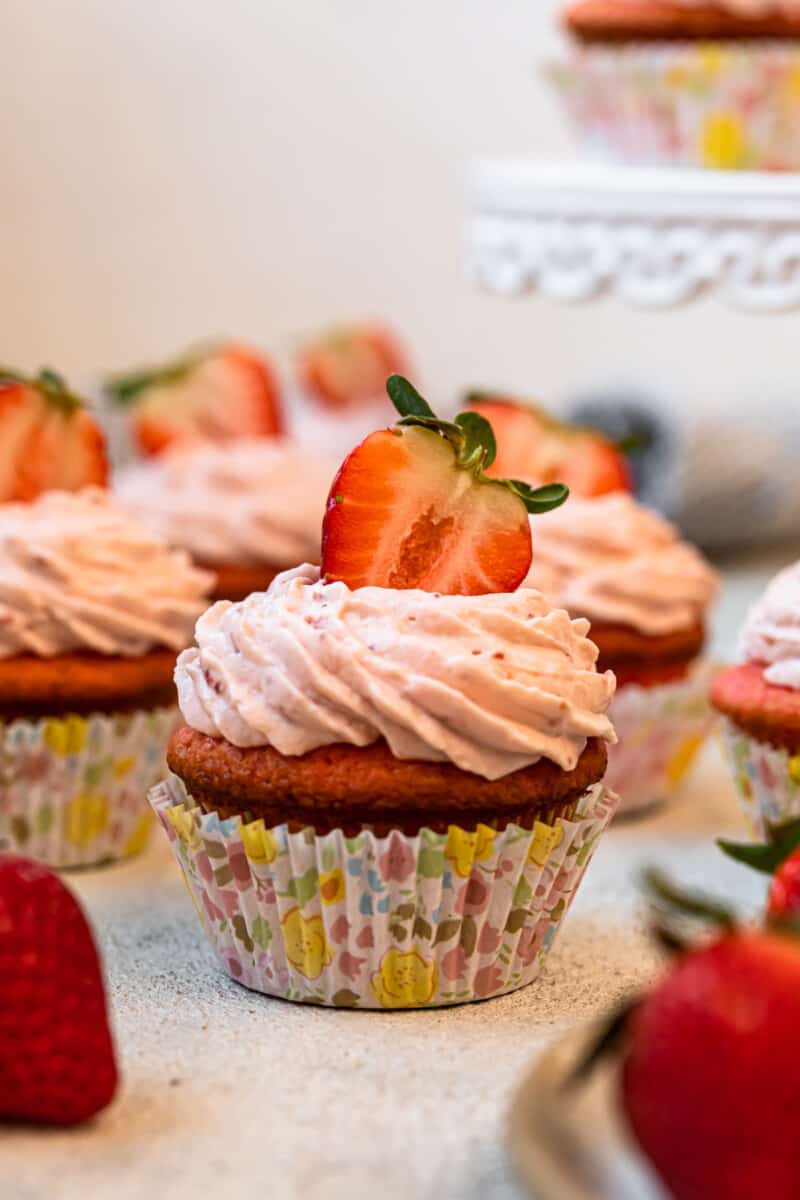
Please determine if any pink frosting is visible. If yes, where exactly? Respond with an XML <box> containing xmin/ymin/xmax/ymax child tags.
<box><xmin>741</xmin><ymin>560</ymin><xmax>800</xmax><ymax>690</ymax></box>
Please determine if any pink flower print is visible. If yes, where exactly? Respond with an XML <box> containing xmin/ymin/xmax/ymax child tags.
<box><xmin>500</xmin><ymin>858</ymin><xmax>515</xmax><ymax>875</ymax></box>
<box><xmin>473</xmin><ymin>964</ymin><xmax>505</xmax><ymax>999</ymax></box>
<box><xmin>195</xmin><ymin>850</ymin><xmax>214</xmax><ymax>885</ymax></box>
<box><xmin>441</xmin><ymin>945</ymin><xmax>468</xmax><ymax>981</ymax></box>
<box><xmin>338</xmin><ymin>951</ymin><xmax>366</xmax><ymax>980</ymax></box>
<box><xmin>19</xmin><ymin>751</ymin><xmax>51</xmax><ymax>784</ymax></box>
<box><xmin>221</xmin><ymin>890</ymin><xmax>240</xmax><ymax>917</ymax></box>
<box><xmin>379</xmin><ymin>832</ymin><xmax>416</xmax><ymax>883</ymax></box>
<box><xmin>454</xmin><ymin>884</ymin><xmax>468</xmax><ymax>915</ymax></box>
<box><xmin>356</xmin><ymin>926</ymin><xmax>375</xmax><ymax>949</ymax></box>
<box><xmin>477</xmin><ymin>923</ymin><xmax>502</xmax><ymax>954</ymax></box>
<box><xmin>463</xmin><ymin>875</ymin><xmax>491</xmax><ymax>917</ymax></box>
<box><xmin>516</xmin><ymin>918</ymin><xmax>548</xmax><ymax>967</ymax></box>
<box><xmin>257</xmin><ymin>878</ymin><xmax>276</xmax><ymax>904</ymax></box>
<box><xmin>330</xmin><ymin>915</ymin><xmax>351</xmax><ymax>944</ymax></box>
<box><xmin>227</xmin><ymin>956</ymin><xmax>243</xmax><ymax>979</ymax></box>
<box><xmin>203</xmin><ymin>892</ymin><xmax>224</xmax><ymax>922</ymax></box>
<box><xmin>759</xmin><ymin>759</ymin><xmax>777</xmax><ymax>790</ymax></box>
<box><xmin>229</xmin><ymin>845</ymin><xmax>253</xmax><ymax>890</ymax></box>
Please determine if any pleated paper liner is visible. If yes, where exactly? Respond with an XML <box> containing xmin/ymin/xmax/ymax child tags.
<box><xmin>547</xmin><ymin>43</ymin><xmax>800</xmax><ymax>169</ymax></box>
<box><xmin>0</xmin><ymin>706</ymin><xmax>180</xmax><ymax>868</ymax></box>
<box><xmin>720</xmin><ymin>718</ymin><xmax>800</xmax><ymax>839</ymax></box>
<box><xmin>605</xmin><ymin>661</ymin><xmax>718</xmax><ymax>818</ymax></box>
<box><xmin>150</xmin><ymin>775</ymin><xmax>619</xmax><ymax>1009</ymax></box>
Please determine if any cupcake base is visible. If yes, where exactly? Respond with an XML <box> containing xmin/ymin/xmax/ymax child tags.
<box><xmin>0</xmin><ymin>706</ymin><xmax>180</xmax><ymax>868</ymax></box>
<box><xmin>149</xmin><ymin>775</ymin><xmax>618</xmax><ymax>1009</ymax></box>
<box><xmin>604</xmin><ymin>662</ymin><xmax>718</xmax><ymax>816</ymax></box>
<box><xmin>719</xmin><ymin>718</ymin><xmax>800</xmax><ymax>837</ymax></box>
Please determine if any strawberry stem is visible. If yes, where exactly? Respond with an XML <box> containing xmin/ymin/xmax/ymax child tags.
<box><xmin>718</xmin><ymin>818</ymin><xmax>800</xmax><ymax>876</ymax></box>
<box><xmin>644</xmin><ymin>867</ymin><xmax>738</xmax><ymax>941</ymax></box>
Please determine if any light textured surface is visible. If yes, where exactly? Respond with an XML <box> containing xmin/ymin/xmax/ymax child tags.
<box><xmin>0</xmin><ymin>561</ymin><xmax>779</xmax><ymax>1200</ymax></box>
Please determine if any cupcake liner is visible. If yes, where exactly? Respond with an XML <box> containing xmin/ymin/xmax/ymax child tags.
<box><xmin>0</xmin><ymin>706</ymin><xmax>180</xmax><ymax>868</ymax></box>
<box><xmin>149</xmin><ymin>775</ymin><xmax>619</xmax><ymax>1009</ymax></box>
<box><xmin>719</xmin><ymin>718</ymin><xmax>800</xmax><ymax>837</ymax></box>
<box><xmin>547</xmin><ymin>44</ymin><xmax>800</xmax><ymax>169</ymax></box>
<box><xmin>605</xmin><ymin>662</ymin><xmax>718</xmax><ymax>817</ymax></box>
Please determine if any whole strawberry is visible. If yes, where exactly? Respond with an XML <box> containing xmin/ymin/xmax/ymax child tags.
<box><xmin>621</xmin><ymin>930</ymin><xmax>800</xmax><ymax>1200</ymax></box>
<box><xmin>297</xmin><ymin>322</ymin><xmax>407</xmax><ymax>411</ymax></box>
<box><xmin>0</xmin><ymin>856</ymin><xmax>118</xmax><ymax>1125</ymax></box>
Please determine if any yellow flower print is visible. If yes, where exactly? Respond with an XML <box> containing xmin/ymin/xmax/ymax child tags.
<box><xmin>528</xmin><ymin>820</ymin><xmax>564</xmax><ymax>868</ymax></box>
<box><xmin>65</xmin><ymin>791</ymin><xmax>109</xmax><ymax>848</ymax></box>
<box><xmin>113</xmin><ymin>755</ymin><xmax>135</xmax><ymax>780</ymax></box>
<box><xmin>166</xmin><ymin>804</ymin><xmax>200</xmax><ymax>847</ymax></box>
<box><xmin>281</xmin><ymin>907</ymin><xmax>332</xmax><ymax>979</ymax></box>
<box><xmin>43</xmin><ymin>715</ymin><xmax>89</xmax><ymax>757</ymax></box>
<box><xmin>783</xmin><ymin>63</ymin><xmax>800</xmax><ymax>102</ymax></box>
<box><xmin>123</xmin><ymin>812</ymin><xmax>152</xmax><ymax>858</ymax></box>
<box><xmin>702</xmin><ymin>113</ymin><xmax>747</xmax><ymax>170</ymax></box>
<box><xmin>319</xmin><ymin>868</ymin><xmax>346</xmax><ymax>905</ymax></box>
<box><xmin>240</xmin><ymin>818</ymin><xmax>279</xmax><ymax>865</ymax></box>
<box><xmin>445</xmin><ymin>824</ymin><xmax>495</xmax><ymax>879</ymax></box>
<box><xmin>788</xmin><ymin>755</ymin><xmax>800</xmax><ymax>786</ymax></box>
<box><xmin>370</xmin><ymin>948</ymin><xmax>438</xmax><ymax>1009</ymax></box>
<box><xmin>666</xmin><ymin>734</ymin><xmax>704</xmax><ymax>787</ymax></box>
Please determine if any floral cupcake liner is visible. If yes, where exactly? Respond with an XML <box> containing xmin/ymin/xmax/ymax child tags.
<box><xmin>720</xmin><ymin>718</ymin><xmax>800</xmax><ymax>838</ymax></box>
<box><xmin>547</xmin><ymin>44</ymin><xmax>800</xmax><ymax>169</ymax></box>
<box><xmin>149</xmin><ymin>775</ymin><xmax>619</xmax><ymax>1009</ymax></box>
<box><xmin>605</xmin><ymin>662</ymin><xmax>718</xmax><ymax>817</ymax></box>
<box><xmin>0</xmin><ymin>706</ymin><xmax>180</xmax><ymax>868</ymax></box>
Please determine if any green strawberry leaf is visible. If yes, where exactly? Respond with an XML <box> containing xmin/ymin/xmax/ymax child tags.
<box><xmin>507</xmin><ymin>480</ymin><xmax>570</xmax><ymax>514</ymax></box>
<box><xmin>387</xmin><ymin>374</ymin><xmax>435</xmax><ymax>419</ymax></box>
<box><xmin>455</xmin><ymin>410</ymin><xmax>496</xmax><ymax>470</ymax></box>
<box><xmin>718</xmin><ymin>817</ymin><xmax>800</xmax><ymax>876</ymax></box>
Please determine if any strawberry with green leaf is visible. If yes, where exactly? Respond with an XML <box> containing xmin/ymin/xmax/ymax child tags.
<box><xmin>0</xmin><ymin>367</ymin><xmax>108</xmax><ymax>502</ymax></box>
<box><xmin>106</xmin><ymin>342</ymin><xmax>283</xmax><ymax>455</ymax></box>
<box><xmin>719</xmin><ymin>817</ymin><xmax>800</xmax><ymax>919</ymax></box>
<box><xmin>321</xmin><ymin>375</ymin><xmax>568</xmax><ymax>594</ymax></box>
<box><xmin>297</xmin><ymin>322</ymin><xmax>407</xmax><ymax>411</ymax></box>
<box><xmin>467</xmin><ymin>391</ymin><xmax>631</xmax><ymax>498</ymax></box>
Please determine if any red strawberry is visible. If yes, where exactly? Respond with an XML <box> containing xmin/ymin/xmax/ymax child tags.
<box><xmin>467</xmin><ymin>394</ymin><xmax>631</xmax><ymax>498</ymax></box>
<box><xmin>297</xmin><ymin>323</ymin><xmax>408</xmax><ymax>411</ymax></box>
<box><xmin>719</xmin><ymin>817</ymin><xmax>800</xmax><ymax>919</ymax></box>
<box><xmin>0</xmin><ymin>368</ymin><xmax>108</xmax><ymax>502</ymax></box>
<box><xmin>106</xmin><ymin>342</ymin><xmax>283</xmax><ymax>455</ymax></box>
<box><xmin>321</xmin><ymin>375</ymin><xmax>568</xmax><ymax>594</ymax></box>
<box><xmin>0</xmin><ymin>855</ymin><xmax>117</xmax><ymax>1125</ymax></box>
<box><xmin>621</xmin><ymin>931</ymin><xmax>800</xmax><ymax>1200</ymax></box>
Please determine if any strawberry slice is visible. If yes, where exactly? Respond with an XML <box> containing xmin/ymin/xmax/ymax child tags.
<box><xmin>467</xmin><ymin>394</ymin><xmax>631</xmax><ymax>498</ymax></box>
<box><xmin>0</xmin><ymin>368</ymin><xmax>108</xmax><ymax>502</ymax></box>
<box><xmin>106</xmin><ymin>342</ymin><xmax>283</xmax><ymax>455</ymax></box>
<box><xmin>297</xmin><ymin>323</ymin><xmax>408</xmax><ymax>411</ymax></box>
<box><xmin>321</xmin><ymin>375</ymin><xmax>568</xmax><ymax>594</ymax></box>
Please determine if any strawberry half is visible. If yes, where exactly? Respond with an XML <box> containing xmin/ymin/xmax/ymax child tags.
<box><xmin>0</xmin><ymin>368</ymin><xmax>108</xmax><ymax>502</ymax></box>
<box><xmin>106</xmin><ymin>342</ymin><xmax>283</xmax><ymax>455</ymax></box>
<box><xmin>297</xmin><ymin>323</ymin><xmax>408</xmax><ymax>411</ymax></box>
<box><xmin>719</xmin><ymin>817</ymin><xmax>800</xmax><ymax>919</ymax></box>
<box><xmin>467</xmin><ymin>393</ymin><xmax>631</xmax><ymax>498</ymax></box>
<box><xmin>0</xmin><ymin>855</ymin><xmax>118</xmax><ymax>1125</ymax></box>
<box><xmin>321</xmin><ymin>375</ymin><xmax>568</xmax><ymax>594</ymax></box>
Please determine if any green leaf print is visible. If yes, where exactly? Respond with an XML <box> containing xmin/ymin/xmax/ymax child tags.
<box><xmin>232</xmin><ymin>915</ymin><xmax>254</xmax><ymax>954</ymax></box>
<box><xmin>203</xmin><ymin>838</ymin><xmax>228</xmax><ymax>860</ymax></box>
<box><xmin>393</xmin><ymin>902</ymin><xmax>416</xmax><ymax>921</ymax></box>
<box><xmin>332</xmin><ymin>989</ymin><xmax>360</xmax><ymax>1008</ymax></box>
<box><xmin>433</xmin><ymin>919</ymin><xmax>461</xmax><ymax>945</ymax></box>
<box><xmin>513</xmin><ymin>876</ymin><xmax>533</xmax><ymax>907</ymax></box>
<box><xmin>459</xmin><ymin>916</ymin><xmax>477</xmax><ymax>957</ymax></box>
<box><xmin>418</xmin><ymin>846</ymin><xmax>445</xmax><ymax>879</ymax></box>
<box><xmin>214</xmin><ymin>864</ymin><xmax>233</xmax><ymax>887</ymax></box>
<box><xmin>504</xmin><ymin>909</ymin><xmax>528</xmax><ymax>934</ymax></box>
<box><xmin>549</xmin><ymin>898</ymin><xmax>565</xmax><ymax>922</ymax></box>
<box><xmin>34</xmin><ymin>806</ymin><xmax>54</xmax><ymax>835</ymax></box>
<box><xmin>321</xmin><ymin>845</ymin><xmax>335</xmax><ymax>873</ymax></box>
<box><xmin>251</xmin><ymin>916</ymin><xmax>272</xmax><ymax>950</ymax></box>
<box><xmin>10</xmin><ymin>815</ymin><xmax>30</xmax><ymax>845</ymax></box>
<box><xmin>287</xmin><ymin>866</ymin><xmax>319</xmax><ymax>907</ymax></box>
<box><xmin>412</xmin><ymin>916</ymin><xmax>432</xmax><ymax>941</ymax></box>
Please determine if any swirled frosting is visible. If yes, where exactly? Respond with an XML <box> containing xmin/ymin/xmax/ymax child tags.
<box><xmin>741</xmin><ymin>561</ymin><xmax>800</xmax><ymax>689</ymax></box>
<box><xmin>523</xmin><ymin>493</ymin><xmax>718</xmax><ymax>636</ymax></box>
<box><xmin>0</xmin><ymin>488</ymin><xmax>213</xmax><ymax>658</ymax></box>
<box><xmin>175</xmin><ymin>564</ymin><xmax>617</xmax><ymax>780</ymax></box>
<box><xmin>115</xmin><ymin>440</ymin><xmax>334</xmax><ymax>566</ymax></box>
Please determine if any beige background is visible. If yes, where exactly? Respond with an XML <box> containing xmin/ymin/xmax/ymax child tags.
<box><xmin>2</xmin><ymin>0</ymin><xmax>798</xmax><ymax>413</ymax></box>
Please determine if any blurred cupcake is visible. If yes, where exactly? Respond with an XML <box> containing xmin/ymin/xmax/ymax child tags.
<box><xmin>550</xmin><ymin>1</ymin><xmax>800</xmax><ymax>169</ymax></box>
<box><xmin>151</xmin><ymin>377</ymin><xmax>619</xmax><ymax>1008</ymax></box>
<box><xmin>115</xmin><ymin>439</ymin><xmax>334</xmax><ymax>601</ymax></box>
<box><xmin>525</xmin><ymin>492</ymin><xmax>719</xmax><ymax>815</ymax></box>
<box><xmin>104</xmin><ymin>341</ymin><xmax>283</xmax><ymax>461</ymax></box>
<box><xmin>0</xmin><ymin>487</ymin><xmax>213</xmax><ymax>867</ymax></box>
<box><xmin>713</xmin><ymin>560</ymin><xmax>800</xmax><ymax>835</ymax></box>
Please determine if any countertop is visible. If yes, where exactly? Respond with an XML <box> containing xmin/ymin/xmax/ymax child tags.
<box><xmin>1</xmin><ymin>548</ymin><xmax>790</xmax><ymax>1200</ymax></box>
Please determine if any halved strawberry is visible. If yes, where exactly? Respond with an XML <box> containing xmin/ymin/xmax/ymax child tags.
<box><xmin>467</xmin><ymin>393</ymin><xmax>631</xmax><ymax>498</ymax></box>
<box><xmin>297</xmin><ymin>323</ymin><xmax>408</xmax><ymax>411</ymax></box>
<box><xmin>321</xmin><ymin>376</ymin><xmax>568</xmax><ymax>594</ymax></box>
<box><xmin>0</xmin><ymin>368</ymin><xmax>108</xmax><ymax>502</ymax></box>
<box><xmin>106</xmin><ymin>342</ymin><xmax>283</xmax><ymax>455</ymax></box>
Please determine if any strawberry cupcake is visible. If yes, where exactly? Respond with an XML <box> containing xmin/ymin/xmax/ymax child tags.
<box><xmin>713</xmin><ymin>560</ymin><xmax>800</xmax><ymax>836</ymax></box>
<box><xmin>525</xmin><ymin>492</ymin><xmax>719</xmax><ymax>815</ymax></box>
<box><xmin>550</xmin><ymin>1</ymin><xmax>800</xmax><ymax>170</ymax></box>
<box><xmin>151</xmin><ymin>377</ymin><xmax>619</xmax><ymax>1009</ymax></box>
<box><xmin>0</xmin><ymin>374</ymin><xmax>213</xmax><ymax>867</ymax></box>
<box><xmin>115</xmin><ymin>439</ymin><xmax>334</xmax><ymax>601</ymax></box>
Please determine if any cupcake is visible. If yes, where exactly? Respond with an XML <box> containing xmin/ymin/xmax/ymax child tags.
<box><xmin>104</xmin><ymin>341</ymin><xmax>283</xmax><ymax>458</ymax></box>
<box><xmin>713</xmin><ymin>560</ymin><xmax>800</xmax><ymax>835</ymax></box>
<box><xmin>550</xmin><ymin>1</ymin><xmax>800</xmax><ymax>169</ymax></box>
<box><xmin>525</xmin><ymin>492</ymin><xmax>719</xmax><ymax>815</ymax></box>
<box><xmin>0</xmin><ymin>486</ymin><xmax>213</xmax><ymax>867</ymax></box>
<box><xmin>151</xmin><ymin>376</ymin><xmax>619</xmax><ymax>1008</ymax></box>
<box><xmin>115</xmin><ymin>439</ymin><xmax>334</xmax><ymax>601</ymax></box>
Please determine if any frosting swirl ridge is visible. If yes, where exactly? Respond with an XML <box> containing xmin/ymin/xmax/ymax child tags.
<box><xmin>741</xmin><ymin>560</ymin><xmax>800</xmax><ymax>690</ymax></box>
